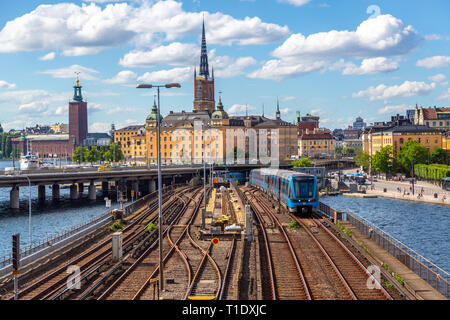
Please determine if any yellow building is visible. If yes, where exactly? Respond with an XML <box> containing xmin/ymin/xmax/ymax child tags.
<box><xmin>298</xmin><ymin>129</ymin><xmax>335</xmax><ymax>158</ymax></box>
<box><xmin>141</xmin><ymin>97</ymin><xmax>297</xmax><ymax>165</ymax></box>
<box><xmin>369</xmin><ymin>124</ymin><xmax>443</xmax><ymax>156</ymax></box>
<box><xmin>114</xmin><ymin>125</ymin><xmax>145</xmax><ymax>160</ymax></box>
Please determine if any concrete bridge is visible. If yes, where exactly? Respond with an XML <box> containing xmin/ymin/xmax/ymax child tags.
<box><xmin>0</xmin><ymin>163</ymin><xmax>293</xmax><ymax>209</ymax></box>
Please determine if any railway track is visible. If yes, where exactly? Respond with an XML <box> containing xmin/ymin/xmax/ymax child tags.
<box><xmin>293</xmin><ymin>214</ymin><xmax>392</xmax><ymax>300</ymax></box>
<box><xmin>94</xmin><ymin>188</ymin><xmax>201</xmax><ymax>300</ymax></box>
<box><xmin>245</xmin><ymin>186</ymin><xmax>393</xmax><ymax>300</ymax></box>
<box><xmin>244</xmin><ymin>188</ymin><xmax>312</xmax><ymax>300</ymax></box>
<box><xmin>9</xmin><ymin>185</ymin><xmax>191</xmax><ymax>300</ymax></box>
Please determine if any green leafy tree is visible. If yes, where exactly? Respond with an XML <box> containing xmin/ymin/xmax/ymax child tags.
<box><xmin>355</xmin><ymin>149</ymin><xmax>371</xmax><ymax>171</ymax></box>
<box><xmin>397</xmin><ymin>140</ymin><xmax>429</xmax><ymax>174</ymax></box>
<box><xmin>72</xmin><ymin>146</ymin><xmax>89</xmax><ymax>164</ymax></box>
<box><xmin>372</xmin><ymin>145</ymin><xmax>395</xmax><ymax>177</ymax></box>
<box><xmin>292</xmin><ymin>157</ymin><xmax>312</xmax><ymax>167</ymax></box>
<box><xmin>430</xmin><ymin>147</ymin><xmax>447</xmax><ymax>164</ymax></box>
<box><xmin>86</xmin><ymin>147</ymin><xmax>101</xmax><ymax>164</ymax></box>
<box><xmin>341</xmin><ymin>147</ymin><xmax>356</xmax><ymax>155</ymax></box>
<box><xmin>102</xmin><ymin>143</ymin><xmax>124</xmax><ymax>162</ymax></box>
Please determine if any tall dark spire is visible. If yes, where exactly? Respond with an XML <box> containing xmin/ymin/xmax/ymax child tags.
<box><xmin>276</xmin><ymin>97</ymin><xmax>281</xmax><ymax>120</ymax></box>
<box><xmin>199</xmin><ymin>17</ymin><xmax>210</xmax><ymax>79</ymax></box>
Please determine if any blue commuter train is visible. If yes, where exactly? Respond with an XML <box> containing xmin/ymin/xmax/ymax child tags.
<box><xmin>250</xmin><ymin>168</ymin><xmax>319</xmax><ymax>215</ymax></box>
<box><xmin>226</xmin><ymin>172</ymin><xmax>246</xmax><ymax>185</ymax></box>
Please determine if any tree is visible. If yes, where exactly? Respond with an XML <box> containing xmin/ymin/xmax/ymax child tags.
<box><xmin>372</xmin><ymin>145</ymin><xmax>395</xmax><ymax>177</ymax></box>
<box><xmin>86</xmin><ymin>147</ymin><xmax>101</xmax><ymax>164</ymax></box>
<box><xmin>103</xmin><ymin>143</ymin><xmax>124</xmax><ymax>162</ymax></box>
<box><xmin>397</xmin><ymin>140</ymin><xmax>429</xmax><ymax>174</ymax></box>
<box><xmin>72</xmin><ymin>146</ymin><xmax>89</xmax><ymax>164</ymax></box>
<box><xmin>355</xmin><ymin>149</ymin><xmax>370</xmax><ymax>171</ymax></box>
<box><xmin>292</xmin><ymin>157</ymin><xmax>312</xmax><ymax>167</ymax></box>
<box><xmin>430</xmin><ymin>147</ymin><xmax>447</xmax><ymax>164</ymax></box>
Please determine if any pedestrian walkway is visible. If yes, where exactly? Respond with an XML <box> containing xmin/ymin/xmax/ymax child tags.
<box><xmin>363</xmin><ymin>181</ymin><xmax>449</xmax><ymax>206</ymax></box>
<box><xmin>342</xmin><ymin>220</ymin><xmax>447</xmax><ymax>300</ymax></box>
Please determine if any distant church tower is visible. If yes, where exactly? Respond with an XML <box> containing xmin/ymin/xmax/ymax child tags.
<box><xmin>69</xmin><ymin>76</ymin><xmax>88</xmax><ymax>149</ymax></box>
<box><xmin>193</xmin><ymin>18</ymin><xmax>215</xmax><ymax>114</ymax></box>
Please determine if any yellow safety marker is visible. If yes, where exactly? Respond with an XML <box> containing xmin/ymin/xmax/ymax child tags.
<box><xmin>188</xmin><ymin>296</ymin><xmax>216</xmax><ymax>300</ymax></box>
<box><xmin>149</xmin><ymin>278</ymin><xmax>158</xmax><ymax>284</ymax></box>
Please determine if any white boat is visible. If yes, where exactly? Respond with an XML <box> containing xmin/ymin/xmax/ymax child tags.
<box><xmin>20</xmin><ymin>152</ymin><xmax>40</xmax><ymax>170</ymax></box>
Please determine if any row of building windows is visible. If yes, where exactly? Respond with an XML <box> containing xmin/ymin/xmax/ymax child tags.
<box><xmin>426</xmin><ymin>121</ymin><xmax>450</xmax><ymax>127</ymax></box>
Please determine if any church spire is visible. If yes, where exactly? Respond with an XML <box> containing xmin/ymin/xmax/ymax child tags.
<box><xmin>199</xmin><ymin>16</ymin><xmax>210</xmax><ymax>79</ymax></box>
<box><xmin>276</xmin><ymin>97</ymin><xmax>281</xmax><ymax>120</ymax></box>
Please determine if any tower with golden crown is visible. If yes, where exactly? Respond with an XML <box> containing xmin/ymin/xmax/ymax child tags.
<box><xmin>69</xmin><ymin>77</ymin><xmax>88</xmax><ymax>149</ymax></box>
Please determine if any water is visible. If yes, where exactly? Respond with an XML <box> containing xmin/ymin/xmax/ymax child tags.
<box><xmin>321</xmin><ymin>195</ymin><xmax>450</xmax><ymax>273</ymax></box>
<box><xmin>0</xmin><ymin>160</ymin><xmax>122</xmax><ymax>259</ymax></box>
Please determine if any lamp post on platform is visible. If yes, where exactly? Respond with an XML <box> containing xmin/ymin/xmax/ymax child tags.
<box><xmin>137</xmin><ymin>82</ymin><xmax>180</xmax><ymax>293</ymax></box>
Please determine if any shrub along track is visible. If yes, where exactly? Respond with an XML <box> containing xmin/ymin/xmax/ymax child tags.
<box><xmin>8</xmin><ymin>185</ymin><xmax>191</xmax><ymax>300</ymax></box>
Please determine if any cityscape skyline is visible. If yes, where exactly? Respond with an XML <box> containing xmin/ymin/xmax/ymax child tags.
<box><xmin>0</xmin><ymin>0</ymin><xmax>449</xmax><ymax>133</ymax></box>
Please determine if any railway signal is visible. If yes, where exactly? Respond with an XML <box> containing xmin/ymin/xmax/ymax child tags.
<box><xmin>211</xmin><ymin>237</ymin><xmax>219</xmax><ymax>245</ymax></box>
<box><xmin>12</xmin><ymin>233</ymin><xmax>20</xmax><ymax>300</ymax></box>
<box><xmin>12</xmin><ymin>233</ymin><xmax>20</xmax><ymax>271</ymax></box>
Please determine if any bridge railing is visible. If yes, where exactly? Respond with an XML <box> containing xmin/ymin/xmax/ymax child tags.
<box><xmin>318</xmin><ymin>201</ymin><xmax>449</xmax><ymax>299</ymax></box>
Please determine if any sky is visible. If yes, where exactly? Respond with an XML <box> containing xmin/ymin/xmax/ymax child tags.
<box><xmin>0</xmin><ymin>0</ymin><xmax>449</xmax><ymax>133</ymax></box>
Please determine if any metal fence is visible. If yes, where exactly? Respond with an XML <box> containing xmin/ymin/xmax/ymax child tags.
<box><xmin>318</xmin><ymin>201</ymin><xmax>449</xmax><ymax>299</ymax></box>
<box><xmin>0</xmin><ymin>184</ymin><xmax>180</xmax><ymax>269</ymax></box>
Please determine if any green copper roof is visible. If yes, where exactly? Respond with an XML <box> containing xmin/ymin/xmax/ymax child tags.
<box><xmin>146</xmin><ymin>100</ymin><xmax>163</xmax><ymax>122</ymax></box>
<box><xmin>212</xmin><ymin>97</ymin><xmax>228</xmax><ymax>119</ymax></box>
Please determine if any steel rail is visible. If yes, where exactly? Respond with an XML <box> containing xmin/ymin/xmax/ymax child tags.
<box><xmin>246</xmin><ymin>189</ymin><xmax>312</xmax><ymax>300</ymax></box>
<box><xmin>243</xmin><ymin>190</ymin><xmax>277</xmax><ymax>300</ymax></box>
<box><xmin>131</xmin><ymin>188</ymin><xmax>205</xmax><ymax>300</ymax></box>
<box><xmin>311</xmin><ymin>213</ymin><xmax>393</xmax><ymax>300</ymax></box>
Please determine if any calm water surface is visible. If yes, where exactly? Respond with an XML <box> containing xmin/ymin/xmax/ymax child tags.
<box><xmin>321</xmin><ymin>195</ymin><xmax>450</xmax><ymax>273</ymax></box>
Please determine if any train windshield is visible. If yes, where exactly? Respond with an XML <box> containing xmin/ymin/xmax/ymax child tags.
<box><xmin>293</xmin><ymin>177</ymin><xmax>315</xmax><ymax>198</ymax></box>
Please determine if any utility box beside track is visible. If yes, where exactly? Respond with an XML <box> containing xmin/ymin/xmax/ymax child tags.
<box><xmin>112</xmin><ymin>232</ymin><xmax>123</xmax><ymax>262</ymax></box>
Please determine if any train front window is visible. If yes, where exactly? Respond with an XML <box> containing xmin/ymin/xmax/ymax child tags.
<box><xmin>293</xmin><ymin>177</ymin><xmax>315</xmax><ymax>198</ymax></box>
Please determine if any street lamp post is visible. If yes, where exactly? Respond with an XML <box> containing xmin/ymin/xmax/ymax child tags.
<box><xmin>137</xmin><ymin>82</ymin><xmax>180</xmax><ymax>293</ymax></box>
<box><xmin>25</xmin><ymin>176</ymin><xmax>32</xmax><ymax>246</ymax></box>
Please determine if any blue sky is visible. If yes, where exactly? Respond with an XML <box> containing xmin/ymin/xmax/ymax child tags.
<box><xmin>0</xmin><ymin>0</ymin><xmax>449</xmax><ymax>133</ymax></box>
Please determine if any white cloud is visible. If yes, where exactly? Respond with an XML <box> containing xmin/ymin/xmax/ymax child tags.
<box><xmin>378</xmin><ymin>104</ymin><xmax>411</xmax><ymax>114</ymax></box>
<box><xmin>120</xmin><ymin>42</ymin><xmax>198</xmax><ymax>68</ymax></box>
<box><xmin>137</xmin><ymin>66</ymin><xmax>193</xmax><ymax>84</ymax></box>
<box><xmin>248</xmin><ymin>59</ymin><xmax>327</xmax><ymax>81</ymax></box>
<box><xmin>437</xmin><ymin>88</ymin><xmax>450</xmax><ymax>101</ymax></box>
<box><xmin>333</xmin><ymin>57</ymin><xmax>399</xmax><ymax>75</ymax></box>
<box><xmin>352</xmin><ymin>81</ymin><xmax>436</xmax><ymax>101</ymax></box>
<box><xmin>18</xmin><ymin>101</ymin><xmax>48</xmax><ymax>114</ymax></box>
<box><xmin>89</xmin><ymin>122</ymin><xmax>111</xmax><ymax>133</ymax></box>
<box><xmin>227</xmin><ymin>104</ymin><xmax>257</xmax><ymax>115</ymax></box>
<box><xmin>211</xmin><ymin>56</ymin><xmax>257</xmax><ymax>78</ymax></box>
<box><xmin>272</xmin><ymin>14</ymin><xmax>419</xmax><ymax>60</ymax></box>
<box><xmin>283</xmin><ymin>96</ymin><xmax>296</xmax><ymax>102</ymax></box>
<box><xmin>250</xmin><ymin>14</ymin><xmax>418</xmax><ymax>81</ymax></box>
<box><xmin>0</xmin><ymin>80</ymin><xmax>17</xmax><ymax>89</ymax></box>
<box><xmin>0</xmin><ymin>1</ymin><xmax>288</xmax><ymax>56</ymax></box>
<box><xmin>428</xmin><ymin>74</ymin><xmax>448</xmax><ymax>86</ymax></box>
<box><xmin>39</xmin><ymin>52</ymin><xmax>56</xmax><ymax>61</ymax></box>
<box><xmin>39</xmin><ymin>64</ymin><xmax>100</xmax><ymax>80</ymax></box>
<box><xmin>103</xmin><ymin>70</ymin><xmax>137</xmax><ymax>84</ymax></box>
<box><xmin>416</xmin><ymin>56</ymin><xmax>450</xmax><ymax>69</ymax></box>
<box><xmin>277</xmin><ymin>0</ymin><xmax>310</xmax><ymax>6</ymax></box>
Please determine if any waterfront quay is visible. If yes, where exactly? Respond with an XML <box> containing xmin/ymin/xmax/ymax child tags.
<box><xmin>0</xmin><ymin>179</ymin><xmax>447</xmax><ymax>301</ymax></box>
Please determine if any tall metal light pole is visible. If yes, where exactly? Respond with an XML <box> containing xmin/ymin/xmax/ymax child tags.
<box><xmin>25</xmin><ymin>176</ymin><xmax>32</xmax><ymax>246</ymax></box>
<box><xmin>137</xmin><ymin>82</ymin><xmax>180</xmax><ymax>293</ymax></box>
